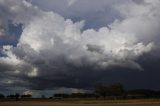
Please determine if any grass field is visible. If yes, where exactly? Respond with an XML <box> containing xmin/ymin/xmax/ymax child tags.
<box><xmin>1</xmin><ymin>99</ymin><xmax>160</xmax><ymax>106</ymax></box>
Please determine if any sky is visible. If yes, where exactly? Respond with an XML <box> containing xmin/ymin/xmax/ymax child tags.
<box><xmin>0</xmin><ymin>0</ymin><xmax>160</xmax><ymax>97</ymax></box>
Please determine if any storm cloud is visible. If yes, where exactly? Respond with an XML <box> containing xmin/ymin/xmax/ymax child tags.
<box><xmin>0</xmin><ymin>0</ymin><xmax>160</xmax><ymax>93</ymax></box>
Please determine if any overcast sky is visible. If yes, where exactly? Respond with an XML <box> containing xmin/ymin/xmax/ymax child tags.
<box><xmin>0</xmin><ymin>0</ymin><xmax>160</xmax><ymax>97</ymax></box>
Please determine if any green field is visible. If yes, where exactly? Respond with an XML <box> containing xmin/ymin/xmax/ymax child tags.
<box><xmin>1</xmin><ymin>99</ymin><xmax>160</xmax><ymax>106</ymax></box>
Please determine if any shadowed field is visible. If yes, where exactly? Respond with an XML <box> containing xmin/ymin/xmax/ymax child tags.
<box><xmin>1</xmin><ymin>99</ymin><xmax>160</xmax><ymax>106</ymax></box>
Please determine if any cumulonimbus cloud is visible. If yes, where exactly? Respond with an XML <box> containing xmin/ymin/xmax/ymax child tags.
<box><xmin>0</xmin><ymin>0</ymin><xmax>159</xmax><ymax>89</ymax></box>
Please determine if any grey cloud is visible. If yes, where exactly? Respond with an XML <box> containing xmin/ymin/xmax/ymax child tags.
<box><xmin>86</xmin><ymin>44</ymin><xmax>104</xmax><ymax>54</ymax></box>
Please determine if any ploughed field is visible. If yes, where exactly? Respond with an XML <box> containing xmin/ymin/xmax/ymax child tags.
<box><xmin>0</xmin><ymin>99</ymin><xmax>160</xmax><ymax>106</ymax></box>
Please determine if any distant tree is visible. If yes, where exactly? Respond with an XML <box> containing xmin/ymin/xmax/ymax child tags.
<box><xmin>127</xmin><ymin>89</ymin><xmax>158</xmax><ymax>99</ymax></box>
<box><xmin>21</xmin><ymin>94</ymin><xmax>32</xmax><ymax>99</ymax></box>
<box><xmin>0</xmin><ymin>94</ymin><xmax>5</xmax><ymax>99</ymax></box>
<box><xmin>49</xmin><ymin>97</ymin><xmax>53</xmax><ymax>99</ymax></box>
<box><xmin>7</xmin><ymin>93</ymin><xmax>20</xmax><ymax>100</ymax></box>
<box><xmin>108</xmin><ymin>84</ymin><xmax>124</xmax><ymax>96</ymax></box>
<box><xmin>54</xmin><ymin>94</ymin><xmax>69</xmax><ymax>99</ymax></box>
<box><xmin>95</xmin><ymin>84</ymin><xmax>108</xmax><ymax>99</ymax></box>
<box><xmin>7</xmin><ymin>95</ymin><xmax>16</xmax><ymax>99</ymax></box>
<box><xmin>108</xmin><ymin>84</ymin><xmax>124</xmax><ymax>99</ymax></box>
<box><xmin>41</xmin><ymin>94</ymin><xmax>46</xmax><ymax>99</ymax></box>
<box><xmin>15</xmin><ymin>93</ymin><xmax>20</xmax><ymax>101</ymax></box>
<box><xmin>95</xmin><ymin>83</ymin><xmax>124</xmax><ymax>99</ymax></box>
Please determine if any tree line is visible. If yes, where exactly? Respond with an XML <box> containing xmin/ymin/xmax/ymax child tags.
<box><xmin>53</xmin><ymin>84</ymin><xmax>160</xmax><ymax>100</ymax></box>
<box><xmin>0</xmin><ymin>93</ymin><xmax>32</xmax><ymax>100</ymax></box>
<box><xmin>1</xmin><ymin>84</ymin><xmax>160</xmax><ymax>100</ymax></box>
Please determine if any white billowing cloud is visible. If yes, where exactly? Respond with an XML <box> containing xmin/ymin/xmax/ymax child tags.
<box><xmin>80</xmin><ymin>28</ymin><xmax>154</xmax><ymax>69</ymax></box>
<box><xmin>112</xmin><ymin>0</ymin><xmax>160</xmax><ymax>43</ymax></box>
<box><xmin>1</xmin><ymin>0</ymin><xmax>157</xmax><ymax>69</ymax></box>
<box><xmin>17</xmin><ymin>9</ymin><xmax>154</xmax><ymax>70</ymax></box>
<box><xmin>19</xmin><ymin>12</ymin><xmax>84</xmax><ymax>53</ymax></box>
<box><xmin>0</xmin><ymin>0</ymin><xmax>159</xmax><ymax>89</ymax></box>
